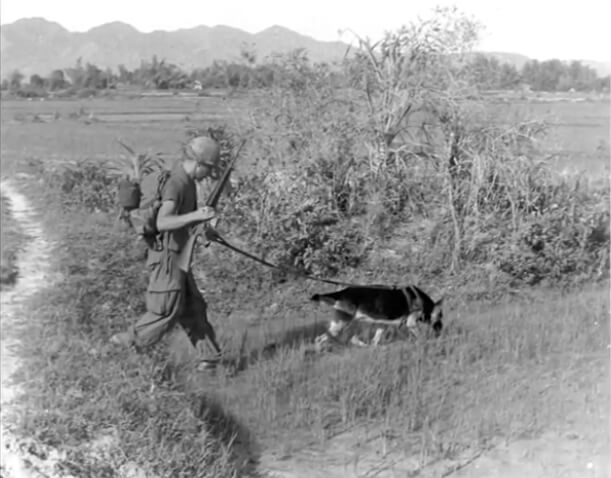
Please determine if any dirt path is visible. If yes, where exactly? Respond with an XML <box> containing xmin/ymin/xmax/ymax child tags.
<box><xmin>0</xmin><ymin>179</ymin><xmax>65</xmax><ymax>478</ymax></box>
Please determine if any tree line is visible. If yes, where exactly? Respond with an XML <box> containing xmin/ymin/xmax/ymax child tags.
<box><xmin>2</xmin><ymin>48</ymin><xmax>609</xmax><ymax>98</ymax></box>
<box><xmin>466</xmin><ymin>53</ymin><xmax>609</xmax><ymax>92</ymax></box>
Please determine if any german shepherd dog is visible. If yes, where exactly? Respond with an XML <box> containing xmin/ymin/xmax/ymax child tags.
<box><xmin>311</xmin><ymin>285</ymin><xmax>443</xmax><ymax>348</ymax></box>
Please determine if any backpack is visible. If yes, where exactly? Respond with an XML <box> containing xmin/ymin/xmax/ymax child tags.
<box><xmin>117</xmin><ymin>169</ymin><xmax>171</xmax><ymax>250</ymax></box>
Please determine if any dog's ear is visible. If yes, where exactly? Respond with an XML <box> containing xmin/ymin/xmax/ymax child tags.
<box><xmin>310</xmin><ymin>294</ymin><xmax>320</xmax><ymax>302</ymax></box>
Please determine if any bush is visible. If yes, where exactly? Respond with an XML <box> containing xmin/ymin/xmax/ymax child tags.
<box><xmin>44</xmin><ymin>159</ymin><xmax>117</xmax><ymax>213</ymax></box>
<box><xmin>188</xmin><ymin>68</ymin><xmax>609</xmax><ymax>295</ymax></box>
<box><xmin>495</xmin><ymin>190</ymin><xmax>610</xmax><ymax>285</ymax></box>
<box><xmin>186</xmin><ymin>119</ymin><xmax>361</xmax><ymax>277</ymax></box>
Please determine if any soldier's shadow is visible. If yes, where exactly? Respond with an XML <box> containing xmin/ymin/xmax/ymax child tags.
<box><xmin>193</xmin><ymin>394</ymin><xmax>265</xmax><ymax>476</ymax></box>
<box><xmin>160</xmin><ymin>331</ymin><xmax>265</xmax><ymax>475</ymax></box>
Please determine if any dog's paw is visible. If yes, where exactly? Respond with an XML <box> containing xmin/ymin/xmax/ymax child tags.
<box><xmin>313</xmin><ymin>333</ymin><xmax>332</xmax><ymax>353</ymax></box>
<box><xmin>349</xmin><ymin>335</ymin><xmax>370</xmax><ymax>347</ymax></box>
<box><xmin>314</xmin><ymin>333</ymin><xmax>328</xmax><ymax>345</ymax></box>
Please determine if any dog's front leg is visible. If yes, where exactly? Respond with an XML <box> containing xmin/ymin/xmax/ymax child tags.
<box><xmin>314</xmin><ymin>333</ymin><xmax>329</xmax><ymax>345</ymax></box>
<box><xmin>314</xmin><ymin>332</ymin><xmax>331</xmax><ymax>353</ymax></box>
<box><xmin>349</xmin><ymin>335</ymin><xmax>369</xmax><ymax>347</ymax></box>
<box><xmin>371</xmin><ymin>327</ymin><xmax>384</xmax><ymax>346</ymax></box>
<box><xmin>404</xmin><ymin>312</ymin><xmax>421</xmax><ymax>339</ymax></box>
<box><xmin>328</xmin><ymin>319</ymin><xmax>346</xmax><ymax>338</ymax></box>
<box><xmin>314</xmin><ymin>318</ymin><xmax>346</xmax><ymax>352</ymax></box>
<box><xmin>315</xmin><ymin>319</ymin><xmax>345</xmax><ymax>345</ymax></box>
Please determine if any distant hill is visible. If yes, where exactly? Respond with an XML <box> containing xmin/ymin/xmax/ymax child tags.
<box><xmin>2</xmin><ymin>18</ymin><xmax>610</xmax><ymax>79</ymax></box>
<box><xmin>0</xmin><ymin>18</ymin><xmax>351</xmax><ymax>77</ymax></box>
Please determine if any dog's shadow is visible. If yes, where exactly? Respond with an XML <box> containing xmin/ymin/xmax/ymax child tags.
<box><xmin>182</xmin><ymin>320</ymin><xmax>331</xmax><ymax>476</ymax></box>
<box><xmin>221</xmin><ymin>320</ymin><xmax>329</xmax><ymax>375</ymax></box>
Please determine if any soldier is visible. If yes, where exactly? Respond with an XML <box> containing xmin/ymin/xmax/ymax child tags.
<box><xmin>111</xmin><ymin>136</ymin><xmax>222</xmax><ymax>369</ymax></box>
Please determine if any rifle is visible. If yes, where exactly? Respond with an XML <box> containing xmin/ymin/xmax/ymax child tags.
<box><xmin>177</xmin><ymin>139</ymin><xmax>246</xmax><ymax>272</ymax></box>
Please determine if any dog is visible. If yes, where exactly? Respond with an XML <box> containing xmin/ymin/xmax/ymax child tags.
<box><xmin>310</xmin><ymin>285</ymin><xmax>443</xmax><ymax>348</ymax></box>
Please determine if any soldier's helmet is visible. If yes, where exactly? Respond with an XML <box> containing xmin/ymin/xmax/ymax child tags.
<box><xmin>185</xmin><ymin>136</ymin><xmax>220</xmax><ymax>166</ymax></box>
<box><xmin>185</xmin><ymin>136</ymin><xmax>221</xmax><ymax>179</ymax></box>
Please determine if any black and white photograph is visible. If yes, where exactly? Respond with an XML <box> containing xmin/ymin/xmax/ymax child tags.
<box><xmin>1</xmin><ymin>0</ymin><xmax>609</xmax><ymax>476</ymax></box>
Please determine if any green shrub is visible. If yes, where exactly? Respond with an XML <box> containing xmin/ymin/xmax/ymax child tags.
<box><xmin>44</xmin><ymin>159</ymin><xmax>117</xmax><ymax>213</ymax></box>
<box><xmin>495</xmin><ymin>192</ymin><xmax>610</xmax><ymax>285</ymax></box>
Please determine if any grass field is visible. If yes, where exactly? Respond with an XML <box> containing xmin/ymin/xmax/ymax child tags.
<box><xmin>1</xmin><ymin>94</ymin><xmax>608</xmax><ymax>178</ymax></box>
<box><xmin>1</xmin><ymin>93</ymin><xmax>609</xmax><ymax>475</ymax></box>
<box><xmin>490</xmin><ymin>99</ymin><xmax>610</xmax><ymax>178</ymax></box>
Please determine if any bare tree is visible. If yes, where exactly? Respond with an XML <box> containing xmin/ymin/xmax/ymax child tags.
<box><xmin>343</xmin><ymin>6</ymin><xmax>481</xmax><ymax>171</ymax></box>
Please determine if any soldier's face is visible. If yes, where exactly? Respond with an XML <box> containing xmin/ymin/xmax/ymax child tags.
<box><xmin>195</xmin><ymin>161</ymin><xmax>219</xmax><ymax>181</ymax></box>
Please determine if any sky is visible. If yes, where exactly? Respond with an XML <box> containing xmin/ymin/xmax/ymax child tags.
<box><xmin>1</xmin><ymin>0</ymin><xmax>610</xmax><ymax>62</ymax></box>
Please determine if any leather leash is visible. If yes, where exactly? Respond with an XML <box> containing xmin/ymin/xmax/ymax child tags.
<box><xmin>206</xmin><ymin>231</ymin><xmax>373</xmax><ymax>288</ymax></box>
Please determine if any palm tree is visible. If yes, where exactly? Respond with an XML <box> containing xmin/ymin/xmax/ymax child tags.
<box><xmin>109</xmin><ymin>140</ymin><xmax>166</xmax><ymax>211</ymax></box>
<box><xmin>110</xmin><ymin>140</ymin><xmax>165</xmax><ymax>183</ymax></box>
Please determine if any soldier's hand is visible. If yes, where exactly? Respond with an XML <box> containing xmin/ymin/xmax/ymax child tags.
<box><xmin>201</xmin><ymin>206</ymin><xmax>217</xmax><ymax>221</ymax></box>
<box><xmin>209</xmin><ymin>216</ymin><xmax>220</xmax><ymax>229</ymax></box>
<box><xmin>193</xmin><ymin>206</ymin><xmax>217</xmax><ymax>223</ymax></box>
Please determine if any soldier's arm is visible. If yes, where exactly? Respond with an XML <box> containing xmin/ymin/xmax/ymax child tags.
<box><xmin>156</xmin><ymin>200</ymin><xmax>215</xmax><ymax>232</ymax></box>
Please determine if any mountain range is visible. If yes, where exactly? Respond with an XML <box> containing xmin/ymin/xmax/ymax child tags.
<box><xmin>2</xmin><ymin>18</ymin><xmax>610</xmax><ymax>79</ymax></box>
